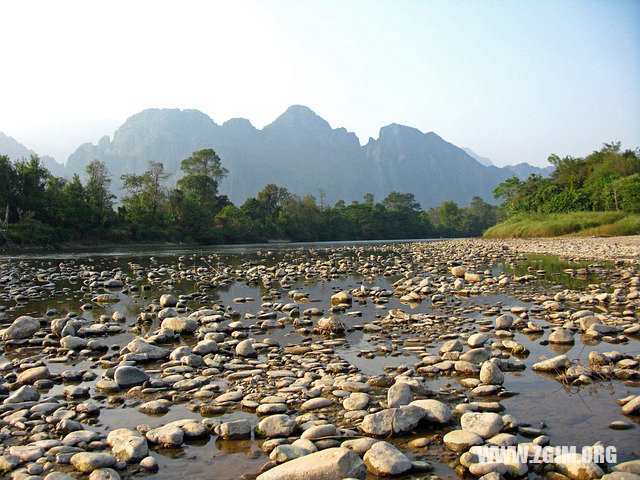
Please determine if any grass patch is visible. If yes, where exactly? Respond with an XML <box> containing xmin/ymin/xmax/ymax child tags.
<box><xmin>483</xmin><ymin>211</ymin><xmax>640</xmax><ymax>238</ymax></box>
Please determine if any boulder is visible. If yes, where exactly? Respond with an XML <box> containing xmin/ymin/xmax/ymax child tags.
<box><xmin>256</xmin><ymin>447</ymin><xmax>366</xmax><ymax>480</ymax></box>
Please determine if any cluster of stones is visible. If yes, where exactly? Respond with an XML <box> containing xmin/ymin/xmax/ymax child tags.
<box><xmin>0</xmin><ymin>238</ymin><xmax>638</xmax><ymax>480</ymax></box>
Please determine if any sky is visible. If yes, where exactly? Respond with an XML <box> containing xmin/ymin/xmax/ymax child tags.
<box><xmin>1</xmin><ymin>0</ymin><xmax>639</xmax><ymax>167</ymax></box>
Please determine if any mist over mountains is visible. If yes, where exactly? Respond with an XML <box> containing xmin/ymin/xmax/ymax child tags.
<box><xmin>1</xmin><ymin>106</ymin><xmax>553</xmax><ymax>208</ymax></box>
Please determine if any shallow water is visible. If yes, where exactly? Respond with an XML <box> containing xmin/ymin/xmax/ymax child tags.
<box><xmin>1</xmin><ymin>241</ymin><xmax>638</xmax><ymax>479</ymax></box>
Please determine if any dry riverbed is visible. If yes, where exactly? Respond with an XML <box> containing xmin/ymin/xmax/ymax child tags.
<box><xmin>0</xmin><ymin>238</ymin><xmax>638</xmax><ymax>480</ymax></box>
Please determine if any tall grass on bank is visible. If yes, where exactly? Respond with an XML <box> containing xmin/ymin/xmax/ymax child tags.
<box><xmin>483</xmin><ymin>212</ymin><xmax>640</xmax><ymax>238</ymax></box>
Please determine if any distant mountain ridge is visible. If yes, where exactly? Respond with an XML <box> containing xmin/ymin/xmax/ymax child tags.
<box><xmin>0</xmin><ymin>132</ymin><xmax>65</xmax><ymax>176</ymax></box>
<box><xmin>3</xmin><ymin>106</ymin><xmax>554</xmax><ymax>208</ymax></box>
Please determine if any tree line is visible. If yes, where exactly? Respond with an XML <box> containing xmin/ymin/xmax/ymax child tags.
<box><xmin>493</xmin><ymin>143</ymin><xmax>640</xmax><ymax>216</ymax></box>
<box><xmin>0</xmin><ymin>149</ymin><xmax>499</xmax><ymax>246</ymax></box>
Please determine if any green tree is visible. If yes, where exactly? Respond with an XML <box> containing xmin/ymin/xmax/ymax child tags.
<box><xmin>382</xmin><ymin>192</ymin><xmax>420</xmax><ymax>212</ymax></box>
<box><xmin>85</xmin><ymin>160</ymin><xmax>115</xmax><ymax>228</ymax></box>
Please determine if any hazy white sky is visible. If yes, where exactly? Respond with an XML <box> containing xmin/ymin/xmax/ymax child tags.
<box><xmin>1</xmin><ymin>0</ymin><xmax>639</xmax><ymax>166</ymax></box>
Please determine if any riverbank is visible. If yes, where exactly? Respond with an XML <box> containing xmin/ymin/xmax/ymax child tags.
<box><xmin>483</xmin><ymin>212</ymin><xmax>640</xmax><ymax>239</ymax></box>
<box><xmin>475</xmin><ymin>236</ymin><xmax>640</xmax><ymax>264</ymax></box>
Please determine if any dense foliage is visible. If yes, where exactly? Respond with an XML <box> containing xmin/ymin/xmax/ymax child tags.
<box><xmin>0</xmin><ymin>149</ymin><xmax>499</xmax><ymax>246</ymax></box>
<box><xmin>493</xmin><ymin>143</ymin><xmax>640</xmax><ymax>216</ymax></box>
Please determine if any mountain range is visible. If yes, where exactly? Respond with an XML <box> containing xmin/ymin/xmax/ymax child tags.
<box><xmin>1</xmin><ymin>106</ymin><xmax>553</xmax><ymax>208</ymax></box>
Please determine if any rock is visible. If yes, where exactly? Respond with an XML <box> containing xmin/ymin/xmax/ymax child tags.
<box><xmin>480</xmin><ymin>361</ymin><xmax>504</xmax><ymax>385</ymax></box>
<box><xmin>9</xmin><ymin>445</ymin><xmax>44</xmax><ymax>462</ymax></box>
<box><xmin>2</xmin><ymin>315</ymin><xmax>40</xmax><ymax>339</ymax></box>
<box><xmin>614</xmin><ymin>461</ymin><xmax>640</xmax><ymax>476</ymax></box>
<box><xmin>258</xmin><ymin>415</ymin><xmax>297</xmax><ymax>437</ymax></box>
<box><xmin>387</xmin><ymin>382</ymin><xmax>413</xmax><ymax>407</ymax></box>
<box><xmin>0</xmin><ymin>454</ymin><xmax>19</xmax><ymax>472</ymax></box>
<box><xmin>89</xmin><ymin>468</ymin><xmax>121</xmax><ymax>480</ymax></box>
<box><xmin>460</xmin><ymin>412</ymin><xmax>503</xmax><ymax>439</ymax></box>
<box><xmin>63</xmin><ymin>430</ymin><xmax>100</xmax><ymax>445</ymax></box>
<box><xmin>495</xmin><ymin>315</ymin><xmax>513</xmax><ymax>329</ymax></box>
<box><xmin>161</xmin><ymin>317</ymin><xmax>198</xmax><ymax>334</ymax></box>
<box><xmin>160</xmin><ymin>294</ymin><xmax>178</xmax><ymax>307</ymax></box>
<box><xmin>70</xmin><ymin>452</ymin><xmax>117</xmax><ymax>473</ymax></box>
<box><xmin>145</xmin><ymin>424</ymin><xmax>184</xmax><ymax>446</ymax></box>
<box><xmin>270</xmin><ymin>444</ymin><xmax>308</xmax><ymax>463</ymax></box>
<box><xmin>556</xmin><ymin>460</ymin><xmax>604</xmax><ymax>480</ymax></box>
<box><xmin>60</xmin><ymin>335</ymin><xmax>88</xmax><ymax>350</ymax></box>
<box><xmin>549</xmin><ymin>328</ymin><xmax>574</xmax><ymax>344</ymax></box>
<box><xmin>125</xmin><ymin>338</ymin><xmax>169</xmax><ymax>360</ymax></box>
<box><xmin>363</xmin><ymin>441</ymin><xmax>411</xmax><ymax>476</ymax></box>
<box><xmin>409</xmin><ymin>399</ymin><xmax>451</xmax><ymax>425</ymax></box>
<box><xmin>602</xmin><ymin>473</ymin><xmax>640</xmax><ymax>480</ymax></box>
<box><xmin>300</xmin><ymin>397</ymin><xmax>332</xmax><ymax>411</ymax></box>
<box><xmin>331</xmin><ymin>291</ymin><xmax>352</xmax><ymax>305</ymax></box>
<box><xmin>218</xmin><ymin>419</ymin><xmax>252</xmax><ymax>439</ymax></box>
<box><xmin>621</xmin><ymin>396</ymin><xmax>640</xmax><ymax>415</ymax></box>
<box><xmin>113</xmin><ymin>366</ymin><xmax>149</xmax><ymax>388</ymax></box>
<box><xmin>532</xmin><ymin>355</ymin><xmax>568</xmax><ymax>372</ymax></box>
<box><xmin>451</xmin><ymin>266</ymin><xmax>466</xmax><ymax>277</ymax></box>
<box><xmin>44</xmin><ymin>473</ymin><xmax>78</xmax><ymax>480</ymax></box>
<box><xmin>4</xmin><ymin>384</ymin><xmax>39</xmax><ymax>404</ymax></box>
<box><xmin>17</xmin><ymin>366</ymin><xmax>51</xmax><ymax>384</ymax></box>
<box><xmin>139</xmin><ymin>399</ymin><xmax>171</xmax><ymax>414</ymax></box>
<box><xmin>342</xmin><ymin>437</ymin><xmax>378</xmax><ymax>455</ymax></box>
<box><xmin>343</xmin><ymin>392</ymin><xmax>370</xmax><ymax>411</ymax></box>
<box><xmin>140</xmin><ymin>456</ymin><xmax>158</xmax><ymax>470</ymax></box>
<box><xmin>468</xmin><ymin>333</ymin><xmax>489</xmax><ymax>347</ymax></box>
<box><xmin>106</xmin><ymin>428</ymin><xmax>148</xmax><ymax>462</ymax></box>
<box><xmin>360</xmin><ymin>406</ymin><xmax>424</xmax><ymax>437</ymax></box>
<box><xmin>256</xmin><ymin>447</ymin><xmax>366</xmax><ymax>480</ymax></box>
<box><xmin>443</xmin><ymin>430</ymin><xmax>484</xmax><ymax>452</ymax></box>
<box><xmin>235</xmin><ymin>339</ymin><xmax>257</xmax><ymax>357</ymax></box>
<box><xmin>300</xmin><ymin>424</ymin><xmax>338</xmax><ymax>440</ymax></box>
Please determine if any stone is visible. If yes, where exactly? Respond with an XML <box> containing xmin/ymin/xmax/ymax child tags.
<box><xmin>300</xmin><ymin>424</ymin><xmax>338</xmax><ymax>440</ymax></box>
<box><xmin>387</xmin><ymin>382</ymin><xmax>413</xmax><ymax>407</ymax></box>
<box><xmin>331</xmin><ymin>291</ymin><xmax>352</xmax><ymax>305</ymax></box>
<box><xmin>138</xmin><ymin>399</ymin><xmax>171</xmax><ymax>414</ymax></box>
<box><xmin>532</xmin><ymin>355</ymin><xmax>568</xmax><ymax>372</ymax></box>
<box><xmin>409</xmin><ymin>399</ymin><xmax>451</xmax><ymax>424</ymax></box>
<box><xmin>256</xmin><ymin>447</ymin><xmax>366</xmax><ymax>480</ymax></box>
<box><xmin>443</xmin><ymin>430</ymin><xmax>483</xmax><ymax>452</ymax></box>
<box><xmin>258</xmin><ymin>415</ymin><xmax>297</xmax><ymax>438</ymax></box>
<box><xmin>4</xmin><ymin>385</ymin><xmax>39</xmax><ymax>404</ymax></box>
<box><xmin>160</xmin><ymin>294</ymin><xmax>178</xmax><ymax>307</ymax></box>
<box><xmin>17</xmin><ymin>366</ymin><xmax>51</xmax><ymax>384</ymax></box>
<box><xmin>70</xmin><ymin>452</ymin><xmax>117</xmax><ymax>473</ymax></box>
<box><xmin>2</xmin><ymin>315</ymin><xmax>40</xmax><ymax>340</ymax></box>
<box><xmin>218</xmin><ymin>419</ymin><xmax>252</xmax><ymax>439</ymax></box>
<box><xmin>113</xmin><ymin>366</ymin><xmax>149</xmax><ymax>388</ymax></box>
<box><xmin>556</xmin><ymin>460</ymin><xmax>604</xmax><ymax>480</ymax></box>
<box><xmin>140</xmin><ymin>456</ymin><xmax>158</xmax><ymax>470</ymax></box>
<box><xmin>300</xmin><ymin>397</ymin><xmax>332</xmax><ymax>411</ymax></box>
<box><xmin>161</xmin><ymin>317</ymin><xmax>198</xmax><ymax>334</ymax></box>
<box><xmin>621</xmin><ymin>396</ymin><xmax>640</xmax><ymax>415</ymax></box>
<box><xmin>461</xmin><ymin>412</ymin><xmax>503</xmax><ymax>438</ymax></box>
<box><xmin>549</xmin><ymin>328</ymin><xmax>574</xmax><ymax>344</ymax></box>
<box><xmin>125</xmin><ymin>338</ymin><xmax>169</xmax><ymax>360</ymax></box>
<box><xmin>343</xmin><ymin>392</ymin><xmax>370</xmax><ymax>411</ymax></box>
<box><xmin>106</xmin><ymin>428</ymin><xmax>148</xmax><ymax>462</ymax></box>
<box><xmin>89</xmin><ymin>468</ymin><xmax>121</xmax><ymax>480</ymax></box>
<box><xmin>468</xmin><ymin>333</ymin><xmax>489</xmax><ymax>347</ymax></box>
<box><xmin>9</xmin><ymin>445</ymin><xmax>44</xmax><ymax>462</ymax></box>
<box><xmin>495</xmin><ymin>315</ymin><xmax>513</xmax><ymax>329</ymax></box>
<box><xmin>235</xmin><ymin>339</ymin><xmax>257</xmax><ymax>357</ymax></box>
<box><xmin>480</xmin><ymin>361</ymin><xmax>504</xmax><ymax>385</ymax></box>
<box><xmin>145</xmin><ymin>424</ymin><xmax>184</xmax><ymax>446</ymax></box>
<box><xmin>363</xmin><ymin>441</ymin><xmax>412</xmax><ymax>476</ymax></box>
